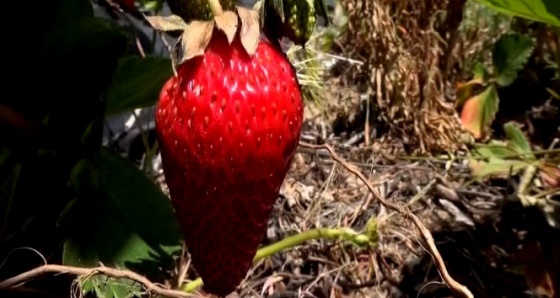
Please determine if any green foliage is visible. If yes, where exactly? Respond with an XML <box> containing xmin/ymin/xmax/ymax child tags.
<box><xmin>473</xmin><ymin>0</ymin><xmax>560</xmax><ymax>27</ymax></box>
<box><xmin>0</xmin><ymin>0</ymin><xmax>180</xmax><ymax>297</ymax></box>
<box><xmin>62</xmin><ymin>151</ymin><xmax>182</xmax><ymax>297</ymax></box>
<box><xmin>468</xmin><ymin>122</ymin><xmax>560</xmax><ymax>226</ymax></box>
<box><xmin>503</xmin><ymin>122</ymin><xmax>534</xmax><ymax>158</ymax></box>
<box><xmin>492</xmin><ymin>34</ymin><xmax>535</xmax><ymax>86</ymax></box>
<box><xmin>106</xmin><ymin>56</ymin><xmax>173</xmax><ymax>116</ymax></box>
<box><xmin>62</xmin><ymin>150</ymin><xmax>182</xmax><ymax>274</ymax></box>
<box><xmin>79</xmin><ymin>276</ymin><xmax>143</xmax><ymax>298</ymax></box>
<box><xmin>459</xmin><ymin>33</ymin><xmax>535</xmax><ymax>138</ymax></box>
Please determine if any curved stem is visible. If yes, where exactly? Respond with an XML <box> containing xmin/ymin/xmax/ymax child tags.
<box><xmin>207</xmin><ymin>0</ymin><xmax>223</xmax><ymax>16</ymax></box>
<box><xmin>181</xmin><ymin>278</ymin><xmax>203</xmax><ymax>293</ymax></box>
<box><xmin>255</xmin><ymin>228</ymin><xmax>371</xmax><ymax>260</ymax></box>
<box><xmin>180</xmin><ymin>227</ymin><xmax>375</xmax><ymax>293</ymax></box>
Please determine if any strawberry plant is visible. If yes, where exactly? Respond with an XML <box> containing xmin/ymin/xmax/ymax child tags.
<box><xmin>460</xmin><ymin>0</ymin><xmax>560</xmax><ymax>139</ymax></box>
<box><xmin>473</xmin><ymin>0</ymin><xmax>560</xmax><ymax>27</ymax></box>
<box><xmin>467</xmin><ymin>122</ymin><xmax>560</xmax><ymax>227</ymax></box>
<box><xmin>458</xmin><ymin>33</ymin><xmax>535</xmax><ymax>139</ymax></box>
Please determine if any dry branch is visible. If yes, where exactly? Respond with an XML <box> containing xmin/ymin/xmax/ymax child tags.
<box><xmin>0</xmin><ymin>264</ymin><xmax>191</xmax><ymax>298</ymax></box>
<box><xmin>299</xmin><ymin>141</ymin><xmax>474</xmax><ymax>298</ymax></box>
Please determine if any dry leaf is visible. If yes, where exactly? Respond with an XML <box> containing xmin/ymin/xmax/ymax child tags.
<box><xmin>214</xmin><ymin>11</ymin><xmax>239</xmax><ymax>44</ymax></box>
<box><xmin>261</xmin><ymin>275</ymin><xmax>284</xmax><ymax>296</ymax></box>
<box><xmin>179</xmin><ymin>20</ymin><xmax>215</xmax><ymax>64</ymax></box>
<box><xmin>145</xmin><ymin>15</ymin><xmax>188</xmax><ymax>32</ymax></box>
<box><xmin>539</xmin><ymin>162</ymin><xmax>560</xmax><ymax>188</ymax></box>
<box><xmin>237</xmin><ymin>6</ymin><xmax>260</xmax><ymax>56</ymax></box>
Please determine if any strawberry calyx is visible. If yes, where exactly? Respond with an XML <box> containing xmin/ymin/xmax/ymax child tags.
<box><xmin>146</xmin><ymin>3</ymin><xmax>260</xmax><ymax>73</ymax></box>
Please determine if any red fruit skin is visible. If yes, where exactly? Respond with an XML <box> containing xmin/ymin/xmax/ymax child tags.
<box><xmin>156</xmin><ymin>31</ymin><xmax>304</xmax><ymax>296</ymax></box>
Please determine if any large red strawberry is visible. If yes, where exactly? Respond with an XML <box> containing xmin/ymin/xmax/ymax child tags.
<box><xmin>155</xmin><ymin>26</ymin><xmax>304</xmax><ymax>296</ymax></box>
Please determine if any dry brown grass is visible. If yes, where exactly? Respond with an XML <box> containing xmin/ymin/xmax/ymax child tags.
<box><xmin>335</xmin><ymin>0</ymin><xmax>471</xmax><ymax>153</ymax></box>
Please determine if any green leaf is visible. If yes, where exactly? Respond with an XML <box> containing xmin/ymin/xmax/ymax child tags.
<box><xmin>80</xmin><ymin>276</ymin><xmax>142</xmax><ymax>298</ymax></box>
<box><xmin>492</xmin><ymin>33</ymin><xmax>535</xmax><ymax>87</ymax></box>
<box><xmin>473</xmin><ymin>142</ymin><xmax>518</xmax><ymax>159</ymax></box>
<box><xmin>460</xmin><ymin>85</ymin><xmax>500</xmax><ymax>139</ymax></box>
<box><xmin>61</xmin><ymin>149</ymin><xmax>182</xmax><ymax>290</ymax></box>
<box><xmin>504</xmin><ymin>122</ymin><xmax>535</xmax><ymax>160</ymax></box>
<box><xmin>473</xmin><ymin>0</ymin><xmax>560</xmax><ymax>26</ymax></box>
<box><xmin>473</xmin><ymin>62</ymin><xmax>490</xmax><ymax>82</ymax></box>
<box><xmin>106</xmin><ymin>56</ymin><xmax>173</xmax><ymax>116</ymax></box>
<box><xmin>469</xmin><ymin>157</ymin><xmax>529</xmax><ymax>179</ymax></box>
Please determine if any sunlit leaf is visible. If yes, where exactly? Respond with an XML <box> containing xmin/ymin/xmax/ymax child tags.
<box><xmin>460</xmin><ymin>85</ymin><xmax>500</xmax><ymax>139</ymax></box>
<box><xmin>468</xmin><ymin>157</ymin><xmax>528</xmax><ymax>179</ymax></box>
<box><xmin>473</xmin><ymin>0</ymin><xmax>560</xmax><ymax>26</ymax></box>
<box><xmin>504</xmin><ymin>122</ymin><xmax>535</xmax><ymax>160</ymax></box>
<box><xmin>473</xmin><ymin>142</ymin><xmax>518</xmax><ymax>159</ymax></box>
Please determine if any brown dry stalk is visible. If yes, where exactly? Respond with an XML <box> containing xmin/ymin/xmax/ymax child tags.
<box><xmin>0</xmin><ymin>264</ymin><xmax>191</xmax><ymax>298</ymax></box>
<box><xmin>299</xmin><ymin>142</ymin><xmax>474</xmax><ymax>298</ymax></box>
<box><xmin>339</xmin><ymin>0</ymin><xmax>466</xmax><ymax>153</ymax></box>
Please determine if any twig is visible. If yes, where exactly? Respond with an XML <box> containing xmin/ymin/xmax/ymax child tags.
<box><xmin>298</xmin><ymin>142</ymin><xmax>474</xmax><ymax>298</ymax></box>
<box><xmin>0</xmin><ymin>247</ymin><xmax>47</xmax><ymax>272</ymax></box>
<box><xmin>0</xmin><ymin>226</ymin><xmax>376</xmax><ymax>296</ymax></box>
<box><xmin>0</xmin><ymin>264</ymin><xmax>191</xmax><ymax>298</ymax></box>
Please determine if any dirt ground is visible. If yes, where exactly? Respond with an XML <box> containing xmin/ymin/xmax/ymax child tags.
<box><xmin>151</xmin><ymin>72</ymin><xmax>560</xmax><ymax>298</ymax></box>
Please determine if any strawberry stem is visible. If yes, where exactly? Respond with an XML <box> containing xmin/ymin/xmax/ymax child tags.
<box><xmin>180</xmin><ymin>227</ymin><xmax>377</xmax><ymax>293</ymax></box>
<box><xmin>254</xmin><ymin>228</ymin><xmax>373</xmax><ymax>260</ymax></box>
<box><xmin>207</xmin><ymin>0</ymin><xmax>223</xmax><ymax>16</ymax></box>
